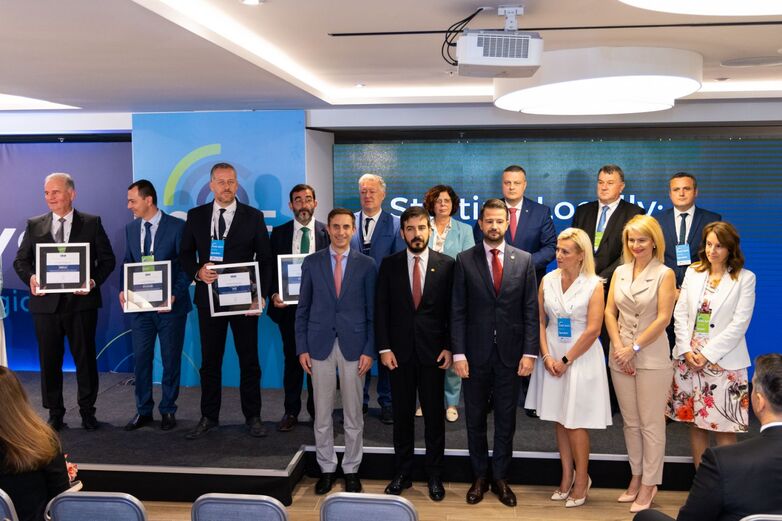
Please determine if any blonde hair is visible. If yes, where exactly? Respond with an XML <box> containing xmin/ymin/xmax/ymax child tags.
<box><xmin>0</xmin><ymin>367</ymin><xmax>60</xmax><ymax>473</ymax></box>
<box><xmin>622</xmin><ymin>214</ymin><xmax>665</xmax><ymax>264</ymax></box>
<box><xmin>556</xmin><ymin>227</ymin><xmax>596</xmax><ymax>277</ymax></box>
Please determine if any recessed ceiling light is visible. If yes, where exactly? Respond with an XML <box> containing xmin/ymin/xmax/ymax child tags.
<box><xmin>618</xmin><ymin>0</ymin><xmax>782</xmax><ymax>16</ymax></box>
<box><xmin>721</xmin><ymin>56</ymin><xmax>782</xmax><ymax>67</ymax></box>
<box><xmin>354</xmin><ymin>83</ymin><xmax>365</xmax><ymax>88</ymax></box>
<box><xmin>240</xmin><ymin>0</ymin><xmax>262</xmax><ymax>5</ymax></box>
<box><xmin>0</xmin><ymin>93</ymin><xmax>80</xmax><ymax>111</ymax></box>
<box><xmin>494</xmin><ymin>47</ymin><xmax>702</xmax><ymax>115</ymax></box>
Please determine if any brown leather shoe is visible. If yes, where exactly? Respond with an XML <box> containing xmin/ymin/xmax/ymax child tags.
<box><xmin>466</xmin><ymin>478</ymin><xmax>489</xmax><ymax>504</ymax></box>
<box><xmin>491</xmin><ymin>479</ymin><xmax>517</xmax><ymax>507</ymax></box>
<box><xmin>277</xmin><ymin>414</ymin><xmax>298</xmax><ymax>432</ymax></box>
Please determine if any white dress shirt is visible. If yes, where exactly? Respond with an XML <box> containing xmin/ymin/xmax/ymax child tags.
<box><xmin>360</xmin><ymin>210</ymin><xmax>382</xmax><ymax>243</ymax></box>
<box><xmin>674</xmin><ymin>205</ymin><xmax>696</xmax><ymax>244</ymax></box>
<box><xmin>50</xmin><ymin>210</ymin><xmax>74</xmax><ymax>242</ymax></box>
<box><xmin>212</xmin><ymin>199</ymin><xmax>237</xmax><ymax>239</ymax></box>
<box><xmin>139</xmin><ymin>209</ymin><xmax>162</xmax><ymax>254</ymax></box>
<box><xmin>292</xmin><ymin>218</ymin><xmax>315</xmax><ymax>255</ymax></box>
<box><xmin>594</xmin><ymin>198</ymin><xmax>621</xmax><ymax>236</ymax></box>
<box><xmin>760</xmin><ymin>421</ymin><xmax>782</xmax><ymax>433</ymax></box>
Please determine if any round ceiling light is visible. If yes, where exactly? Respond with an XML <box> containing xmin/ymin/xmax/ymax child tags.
<box><xmin>494</xmin><ymin>47</ymin><xmax>702</xmax><ymax>116</ymax></box>
<box><xmin>618</xmin><ymin>0</ymin><xmax>782</xmax><ymax>16</ymax></box>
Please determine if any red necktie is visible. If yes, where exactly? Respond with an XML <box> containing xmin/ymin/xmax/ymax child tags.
<box><xmin>333</xmin><ymin>253</ymin><xmax>343</xmax><ymax>297</ymax></box>
<box><xmin>412</xmin><ymin>255</ymin><xmax>422</xmax><ymax>309</ymax></box>
<box><xmin>490</xmin><ymin>248</ymin><xmax>502</xmax><ymax>296</ymax></box>
<box><xmin>509</xmin><ymin>207</ymin><xmax>518</xmax><ymax>242</ymax></box>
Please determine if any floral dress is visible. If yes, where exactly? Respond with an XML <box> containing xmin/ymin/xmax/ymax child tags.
<box><xmin>667</xmin><ymin>277</ymin><xmax>749</xmax><ymax>432</ymax></box>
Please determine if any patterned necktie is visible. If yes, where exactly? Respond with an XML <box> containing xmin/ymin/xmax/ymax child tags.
<box><xmin>143</xmin><ymin>221</ymin><xmax>153</xmax><ymax>256</ymax></box>
<box><xmin>678</xmin><ymin>213</ymin><xmax>689</xmax><ymax>245</ymax></box>
<box><xmin>412</xmin><ymin>255</ymin><xmax>422</xmax><ymax>309</ymax></box>
<box><xmin>55</xmin><ymin>217</ymin><xmax>66</xmax><ymax>243</ymax></box>
<box><xmin>218</xmin><ymin>208</ymin><xmax>226</xmax><ymax>240</ymax></box>
<box><xmin>490</xmin><ymin>248</ymin><xmax>502</xmax><ymax>296</ymax></box>
<box><xmin>597</xmin><ymin>205</ymin><xmax>609</xmax><ymax>233</ymax></box>
<box><xmin>509</xmin><ymin>207</ymin><xmax>518</xmax><ymax>242</ymax></box>
<box><xmin>300</xmin><ymin>226</ymin><xmax>310</xmax><ymax>253</ymax></box>
<box><xmin>333</xmin><ymin>253</ymin><xmax>343</xmax><ymax>297</ymax></box>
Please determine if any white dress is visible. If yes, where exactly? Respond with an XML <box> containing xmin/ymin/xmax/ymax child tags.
<box><xmin>525</xmin><ymin>272</ymin><xmax>612</xmax><ymax>429</ymax></box>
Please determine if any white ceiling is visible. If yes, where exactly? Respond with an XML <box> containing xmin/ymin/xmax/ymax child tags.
<box><xmin>2</xmin><ymin>0</ymin><xmax>782</xmax><ymax>112</ymax></box>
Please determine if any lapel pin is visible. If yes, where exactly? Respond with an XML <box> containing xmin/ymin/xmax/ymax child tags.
<box><xmin>510</xmin><ymin>255</ymin><xmax>515</xmax><ymax>260</ymax></box>
<box><xmin>430</xmin><ymin>268</ymin><xmax>436</xmax><ymax>272</ymax></box>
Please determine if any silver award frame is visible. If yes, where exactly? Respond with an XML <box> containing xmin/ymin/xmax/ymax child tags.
<box><xmin>123</xmin><ymin>260</ymin><xmax>172</xmax><ymax>313</ymax></box>
<box><xmin>35</xmin><ymin>242</ymin><xmax>91</xmax><ymax>294</ymax></box>
<box><xmin>208</xmin><ymin>261</ymin><xmax>263</xmax><ymax>317</ymax></box>
<box><xmin>277</xmin><ymin>253</ymin><xmax>307</xmax><ymax>305</ymax></box>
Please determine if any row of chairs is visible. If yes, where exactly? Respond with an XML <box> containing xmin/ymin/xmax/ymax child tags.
<box><xmin>0</xmin><ymin>489</ymin><xmax>418</xmax><ymax>521</ymax></box>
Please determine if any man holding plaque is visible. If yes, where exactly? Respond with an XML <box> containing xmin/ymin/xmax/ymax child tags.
<box><xmin>120</xmin><ymin>180</ymin><xmax>192</xmax><ymax>432</ymax></box>
<box><xmin>13</xmin><ymin>173</ymin><xmax>116</xmax><ymax>431</ymax></box>
<box><xmin>179</xmin><ymin>162</ymin><xmax>273</xmax><ymax>440</ymax></box>
<box><xmin>268</xmin><ymin>184</ymin><xmax>329</xmax><ymax>433</ymax></box>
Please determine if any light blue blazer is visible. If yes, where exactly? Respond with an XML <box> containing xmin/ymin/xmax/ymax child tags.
<box><xmin>429</xmin><ymin>217</ymin><xmax>475</xmax><ymax>259</ymax></box>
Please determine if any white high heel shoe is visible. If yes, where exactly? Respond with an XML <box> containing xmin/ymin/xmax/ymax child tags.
<box><xmin>565</xmin><ymin>476</ymin><xmax>592</xmax><ymax>508</ymax></box>
<box><xmin>550</xmin><ymin>474</ymin><xmax>576</xmax><ymax>501</ymax></box>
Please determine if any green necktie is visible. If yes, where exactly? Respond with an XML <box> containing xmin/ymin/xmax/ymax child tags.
<box><xmin>300</xmin><ymin>226</ymin><xmax>310</xmax><ymax>253</ymax></box>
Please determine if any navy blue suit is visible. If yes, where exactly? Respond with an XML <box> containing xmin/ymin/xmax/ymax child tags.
<box><xmin>473</xmin><ymin>197</ymin><xmax>557</xmax><ymax>285</ymax></box>
<box><xmin>658</xmin><ymin>207</ymin><xmax>722</xmax><ymax>288</ymax></box>
<box><xmin>350</xmin><ymin>210</ymin><xmax>405</xmax><ymax>408</ymax></box>
<box><xmin>123</xmin><ymin>211</ymin><xmax>191</xmax><ymax>416</ymax></box>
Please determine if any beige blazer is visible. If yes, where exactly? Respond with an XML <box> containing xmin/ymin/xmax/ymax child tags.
<box><xmin>610</xmin><ymin>258</ymin><xmax>672</xmax><ymax>371</ymax></box>
<box><xmin>673</xmin><ymin>266</ymin><xmax>756</xmax><ymax>370</ymax></box>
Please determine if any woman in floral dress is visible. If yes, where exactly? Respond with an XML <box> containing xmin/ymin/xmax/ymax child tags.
<box><xmin>667</xmin><ymin>221</ymin><xmax>756</xmax><ymax>467</ymax></box>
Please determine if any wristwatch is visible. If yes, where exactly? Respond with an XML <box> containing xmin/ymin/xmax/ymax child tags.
<box><xmin>632</xmin><ymin>344</ymin><xmax>641</xmax><ymax>353</ymax></box>
<box><xmin>561</xmin><ymin>355</ymin><xmax>571</xmax><ymax>365</ymax></box>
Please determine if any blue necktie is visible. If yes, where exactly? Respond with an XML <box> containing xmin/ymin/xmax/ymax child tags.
<box><xmin>678</xmin><ymin>213</ymin><xmax>688</xmax><ymax>245</ymax></box>
<box><xmin>597</xmin><ymin>205</ymin><xmax>609</xmax><ymax>233</ymax></box>
<box><xmin>143</xmin><ymin>222</ymin><xmax>152</xmax><ymax>256</ymax></box>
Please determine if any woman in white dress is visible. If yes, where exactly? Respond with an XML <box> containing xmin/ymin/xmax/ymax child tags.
<box><xmin>526</xmin><ymin>228</ymin><xmax>612</xmax><ymax>508</ymax></box>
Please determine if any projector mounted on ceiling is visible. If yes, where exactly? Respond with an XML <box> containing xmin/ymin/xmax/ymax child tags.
<box><xmin>456</xmin><ymin>6</ymin><xmax>543</xmax><ymax>78</ymax></box>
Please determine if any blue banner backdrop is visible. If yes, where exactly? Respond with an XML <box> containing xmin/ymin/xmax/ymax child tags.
<box><xmin>333</xmin><ymin>138</ymin><xmax>781</xmax><ymax>370</ymax></box>
<box><xmin>132</xmin><ymin>111</ymin><xmax>306</xmax><ymax>387</ymax></box>
<box><xmin>1</xmin><ymin>141</ymin><xmax>133</xmax><ymax>372</ymax></box>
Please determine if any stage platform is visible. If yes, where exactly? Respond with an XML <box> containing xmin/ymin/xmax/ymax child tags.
<box><xmin>18</xmin><ymin>371</ymin><xmax>760</xmax><ymax>505</ymax></box>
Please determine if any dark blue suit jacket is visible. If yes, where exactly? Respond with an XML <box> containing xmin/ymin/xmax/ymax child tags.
<box><xmin>658</xmin><ymin>206</ymin><xmax>721</xmax><ymax>287</ymax></box>
<box><xmin>350</xmin><ymin>210</ymin><xmax>405</xmax><ymax>266</ymax></box>
<box><xmin>295</xmin><ymin>247</ymin><xmax>377</xmax><ymax>361</ymax></box>
<box><xmin>451</xmin><ymin>243</ymin><xmax>539</xmax><ymax>368</ymax></box>
<box><xmin>473</xmin><ymin>197</ymin><xmax>556</xmax><ymax>283</ymax></box>
<box><xmin>123</xmin><ymin>211</ymin><xmax>192</xmax><ymax>315</ymax></box>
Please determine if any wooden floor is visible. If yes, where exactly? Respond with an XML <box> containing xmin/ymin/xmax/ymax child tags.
<box><xmin>144</xmin><ymin>477</ymin><xmax>687</xmax><ymax>520</ymax></box>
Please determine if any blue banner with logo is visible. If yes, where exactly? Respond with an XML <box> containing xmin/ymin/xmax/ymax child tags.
<box><xmin>132</xmin><ymin>111</ymin><xmax>306</xmax><ymax>387</ymax></box>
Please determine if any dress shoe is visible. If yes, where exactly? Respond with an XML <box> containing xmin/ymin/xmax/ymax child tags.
<box><xmin>380</xmin><ymin>405</ymin><xmax>394</xmax><ymax>425</ymax></box>
<box><xmin>185</xmin><ymin>417</ymin><xmax>218</xmax><ymax>440</ymax></box>
<box><xmin>81</xmin><ymin>412</ymin><xmax>99</xmax><ymax>431</ymax></box>
<box><xmin>277</xmin><ymin>414</ymin><xmax>298</xmax><ymax>432</ymax></box>
<box><xmin>344</xmin><ymin>473</ymin><xmax>363</xmax><ymax>493</ymax></box>
<box><xmin>491</xmin><ymin>479</ymin><xmax>517</xmax><ymax>507</ymax></box>
<box><xmin>48</xmin><ymin>415</ymin><xmax>64</xmax><ymax>431</ymax></box>
<box><xmin>124</xmin><ymin>414</ymin><xmax>153</xmax><ymax>431</ymax></box>
<box><xmin>445</xmin><ymin>406</ymin><xmax>459</xmax><ymax>422</ymax></box>
<box><xmin>362</xmin><ymin>403</ymin><xmax>368</xmax><ymax>415</ymax></box>
<box><xmin>384</xmin><ymin>475</ymin><xmax>412</xmax><ymax>495</ymax></box>
<box><xmin>630</xmin><ymin>486</ymin><xmax>657</xmax><ymax>513</ymax></box>
<box><xmin>551</xmin><ymin>474</ymin><xmax>575</xmax><ymax>501</ymax></box>
<box><xmin>525</xmin><ymin>408</ymin><xmax>539</xmax><ymax>418</ymax></box>
<box><xmin>466</xmin><ymin>478</ymin><xmax>489</xmax><ymax>504</ymax></box>
<box><xmin>428</xmin><ymin>476</ymin><xmax>445</xmax><ymax>501</ymax></box>
<box><xmin>247</xmin><ymin>416</ymin><xmax>268</xmax><ymax>438</ymax></box>
<box><xmin>160</xmin><ymin>413</ymin><xmax>176</xmax><ymax>431</ymax></box>
<box><xmin>315</xmin><ymin>472</ymin><xmax>336</xmax><ymax>495</ymax></box>
<box><xmin>565</xmin><ymin>476</ymin><xmax>592</xmax><ymax>508</ymax></box>
<box><xmin>617</xmin><ymin>490</ymin><xmax>639</xmax><ymax>503</ymax></box>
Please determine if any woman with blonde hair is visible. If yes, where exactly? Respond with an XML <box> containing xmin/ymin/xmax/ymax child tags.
<box><xmin>605</xmin><ymin>214</ymin><xmax>676</xmax><ymax>513</ymax></box>
<box><xmin>525</xmin><ymin>228</ymin><xmax>612</xmax><ymax>508</ymax></box>
<box><xmin>668</xmin><ymin>221</ymin><xmax>755</xmax><ymax>467</ymax></box>
<box><xmin>0</xmin><ymin>366</ymin><xmax>69</xmax><ymax>521</ymax></box>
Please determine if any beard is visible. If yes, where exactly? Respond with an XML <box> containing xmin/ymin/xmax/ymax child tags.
<box><xmin>406</xmin><ymin>237</ymin><xmax>427</xmax><ymax>253</ymax></box>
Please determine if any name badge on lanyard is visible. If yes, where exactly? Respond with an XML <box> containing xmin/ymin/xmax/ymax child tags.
<box><xmin>557</xmin><ymin>317</ymin><xmax>572</xmax><ymax>342</ymax></box>
<box><xmin>593</xmin><ymin>231</ymin><xmax>604</xmax><ymax>251</ymax></box>
<box><xmin>695</xmin><ymin>311</ymin><xmax>711</xmax><ymax>335</ymax></box>
<box><xmin>675</xmin><ymin>244</ymin><xmax>692</xmax><ymax>266</ymax></box>
<box><xmin>209</xmin><ymin>240</ymin><xmax>225</xmax><ymax>262</ymax></box>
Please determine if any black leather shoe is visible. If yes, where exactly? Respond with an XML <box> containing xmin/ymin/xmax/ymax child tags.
<box><xmin>315</xmin><ymin>472</ymin><xmax>336</xmax><ymax>495</ymax></box>
<box><xmin>466</xmin><ymin>478</ymin><xmax>489</xmax><ymax>504</ymax></box>
<box><xmin>277</xmin><ymin>414</ymin><xmax>298</xmax><ymax>432</ymax></box>
<box><xmin>380</xmin><ymin>406</ymin><xmax>394</xmax><ymax>425</ymax></box>
<box><xmin>524</xmin><ymin>408</ymin><xmax>539</xmax><ymax>418</ymax></box>
<box><xmin>185</xmin><ymin>417</ymin><xmax>218</xmax><ymax>440</ymax></box>
<box><xmin>161</xmin><ymin>413</ymin><xmax>176</xmax><ymax>431</ymax></box>
<box><xmin>81</xmin><ymin>412</ymin><xmax>99</xmax><ymax>431</ymax></box>
<box><xmin>384</xmin><ymin>474</ymin><xmax>412</xmax><ymax>495</ymax></box>
<box><xmin>362</xmin><ymin>403</ymin><xmax>368</xmax><ymax>415</ymax></box>
<box><xmin>491</xmin><ymin>479</ymin><xmax>517</xmax><ymax>507</ymax></box>
<box><xmin>124</xmin><ymin>414</ymin><xmax>153</xmax><ymax>431</ymax></box>
<box><xmin>344</xmin><ymin>473</ymin><xmax>362</xmax><ymax>493</ymax></box>
<box><xmin>247</xmin><ymin>416</ymin><xmax>268</xmax><ymax>438</ymax></box>
<box><xmin>48</xmin><ymin>415</ymin><xmax>64</xmax><ymax>431</ymax></box>
<box><xmin>428</xmin><ymin>476</ymin><xmax>445</xmax><ymax>501</ymax></box>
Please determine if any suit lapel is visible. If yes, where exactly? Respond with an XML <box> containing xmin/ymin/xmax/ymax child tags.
<box><xmin>129</xmin><ymin>219</ymin><xmax>142</xmax><ymax>261</ymax></box>
<box><xmin>630</xmin><ymin>258</ymin><xmax>661</xmax><ymax>300</ymax></box>
<box><xmin>472</xmin><ymin>245</ymin><xmax>496</xmax><ymax>299</ymax></box>
<box><xmin>687</xmin><ymin>208</ymin><xmax>704</xmax><ymax>245</ymax></box>
<box><xmin>69</xmin><ymin>210</ymin><xmax>84</xmax><ymax>242</ymax></box>
<box><xmin>708</xmin><ymin>272</ymin><xmax>738</xmax><ymax>317</ymax></box>
<box><xmin>40</xmin><ymin>213</ymin><xmax>54</xmax><ymax>240</ymax></box>
<box><xmin>501</xmin><ymin>245</ymin><xmax>519</xmax><ymax>296</ymax></box>
<box><xmin>582</xmin><ymin>203</ymin><xmax>598</xmax><ymax>243</ymax></box>
<box><xmin>597</xmin><ymin>202</ymin><xmax>623</xmax><ymax>253</ymax></box>
<box><xmin>338</xmin><ymin>249</ymin><xmax>360</xmax><ymax>301</ymax></box>
<box><xmin>617</xmin><ymin>263</ymin><xmax>635</xmax><ymax>303</ymax></box>
<box><xmin>399</xmin><ymin>252</ymin><xmax>416</xmax><ymax>310</ymax></box>
<box><xmin>153</xmin><ymin>213</ymin><xmax>169</xmax><ymax>257</ymax></box>
<box><xmin>319</xmin><ymin>250</ymin><xmax>338</xmax><ymax>300</ymax></box>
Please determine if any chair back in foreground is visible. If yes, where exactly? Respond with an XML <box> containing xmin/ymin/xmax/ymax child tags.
<box><xmin>46</xmin><ymin>491</ymin><xmax>147</xmax><ymax>521</ymax></box>
<box><xmin>0</xmin><ymin>488</ymin><xmax>19</xmax><ymax>521</ymax></box>
<box><xmin>321</xmin><ymin>492</ymin><xmax>418</xmax><ymax>521</ymax></box>
<box><xmin>740</xmin><ymin>516</ymin><xmax>782</xmax><ymax>521</ymax></box>
<box><xmin>192</xmin><ymin>493</ymin><xmax>288</xmax><ymax>521</ymax></box>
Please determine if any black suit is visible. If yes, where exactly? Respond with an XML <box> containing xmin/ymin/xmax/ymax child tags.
<box><xmin>267</xmin><ymin>219</ymin><xmax>328</xmax><ymax>419</ymax></box>
<box><xmin>451</xmin><ymin>243</ymin><xmax>539</xmax><ymax>480</ymax></box>
<box><xmin>13</xmin><ymin>210</ymin><xmax>116</xmax><ymax>417</ymax></box>
<box><xmin>375</xmin><ymin>248</ymin><xmax>455</xmax><ymax>477</ymax></box>
<box><xmin>179</xmin><ymin>201</ymin><xmax>273</xmax><ymax>422</ymax></box>
<box><xmin>634</xmin><ymin>426</ymin><xmax>782</xmax><ymax>521</ymax></box>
